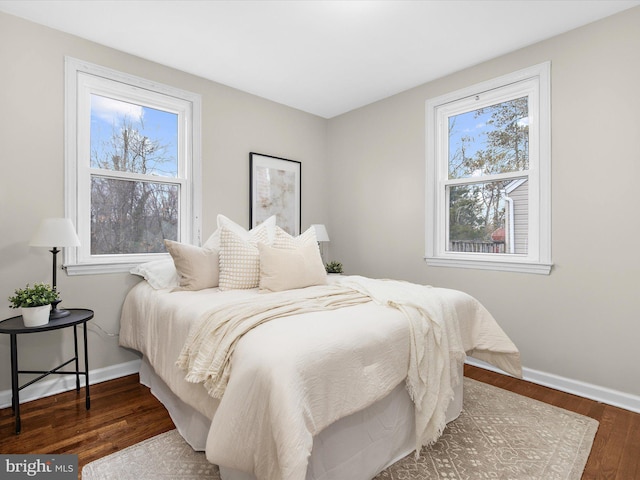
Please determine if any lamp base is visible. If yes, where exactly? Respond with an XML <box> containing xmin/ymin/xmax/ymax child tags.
<box><xmin>50</xmin><ymin>300</ymin><xmax>70</xmax><ymax>319</ymax></box>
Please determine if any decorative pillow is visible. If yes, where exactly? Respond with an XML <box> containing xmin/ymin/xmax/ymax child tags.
<box><xmin>272</xmin><ymin>225</ymin><xmax>318</xmax><ymax>249</ymax></box>
<box><xmin>164</xmin><ymin>240</ymin><xmax>220</xmax><ymax>291</ymax></box>
<box><xmin>218</xmin><ymin>226</ymin><xmax>269</xmax><ymax>290</ymax></box>
<box><xmin>258</xmin><ymin>242</ymin><xmax>327</xmax><ymax>292</ymax></box>
<box><xmin>130</xmin><ymin>259</ymin><xmax>180</xmax><ymax>290</ymax></box>
<box><xmin>202</xmin><ymin>214</ymin><xmax>276</xmax><ymax>251</ymax></box>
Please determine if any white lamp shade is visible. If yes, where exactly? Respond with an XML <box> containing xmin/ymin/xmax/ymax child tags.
<box><xmin>30</xmin><ymin>218</ymin><xmax>81</xmax><ymax>247</ymax></box>
<box><xmin>311</xmin><ymin>224</ymin><xmax>330</xmax><ymax>242</ymax></box>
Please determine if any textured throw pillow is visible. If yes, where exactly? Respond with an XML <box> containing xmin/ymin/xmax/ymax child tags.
<box><xmin>272</xmin><ymin>225</ymin><xmax>318</xmax><ymax>249</ymax></box>
<box><xmin>130</xmin><ymin>259</ymin><xmax>180</xmax><ymax>290</ymax></box>
<box><xmin>218</xmin><ymin>226</ymin><xmax>269</xmax><ymax>290</ymax></box>
<box><xmin>164</xmin><ymin>240</ymin><xmax>220</xmax><ymax>291</ymax></box>
<box><xmin>202</xmin><ymin>214</ymin><xmax>276</xmax><ymax>251</ymax></box>
<box><xmin>258</xmin><ymin>242</ymin><xmax>327</xmax><ymax>292</ymax></box>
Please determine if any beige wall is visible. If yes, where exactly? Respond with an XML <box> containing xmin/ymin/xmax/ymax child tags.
<box><xmin>0</xmin><ymin>12</ymin><xmax>328</xmax><ymax>397</ymax></box>
<box><xmin>327</xmin><ymin>7</ymin><xmax>640</xmax><ymax>396</ymax></box>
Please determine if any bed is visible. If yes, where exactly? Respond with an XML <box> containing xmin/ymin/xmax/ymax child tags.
<box><xmin>119</xmin><ymin>215</ymin><xmax>522</xmax><ymax>480</ymax></box>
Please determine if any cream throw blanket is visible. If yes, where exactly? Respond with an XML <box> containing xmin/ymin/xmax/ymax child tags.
<box><xmin>177</xmin><ymin>276</ymin><xmax>467</xmax><ymax>458</ymax></box>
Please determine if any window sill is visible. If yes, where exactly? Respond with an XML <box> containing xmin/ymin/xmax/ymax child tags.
<box><xmin>64</xmin><ymin>263</ymin><xmax>140</xmax><ymax>276</ymax></box>
<box><xmin>424</xmin><ymin>256</ymin><xmax>552</xmax><ymax>275</ymax></box>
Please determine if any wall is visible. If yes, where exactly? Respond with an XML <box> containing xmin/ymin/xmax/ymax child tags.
<box><xmin>0</xmin><ymin>12</ymin><xmax>328</xmax><ymax>400</ymax></box>
<box><xmin>327</xmin><ymin>7</ymin><xmax>640</xmax><ymax>398</ymax></box>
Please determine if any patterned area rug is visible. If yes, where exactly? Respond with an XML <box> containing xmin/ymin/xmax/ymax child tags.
<box><xmin>82</xmin><ymin>378</ymin><xmax>598</xmax><ymax>480</ymax></box>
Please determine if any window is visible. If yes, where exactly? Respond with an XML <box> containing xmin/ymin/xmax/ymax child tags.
<box><xmin>64</xmin><ymin>57</ymin><xmax>202</xmax><ymax>274</ymax></box>
<box><xmin>425</xmin><ymin>63</ymin><xmax>551</xmax><ymax>274</ymax></box>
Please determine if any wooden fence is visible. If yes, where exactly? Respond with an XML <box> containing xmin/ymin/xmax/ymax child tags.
<box><xmin>449</xmin><ymin>240</ymin><xmax>505</xmax><ymax>253</ymax></box>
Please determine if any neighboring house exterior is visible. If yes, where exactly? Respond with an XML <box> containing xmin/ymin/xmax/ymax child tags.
<box><xmin>503</xmin><ymin>178</ymin><xmax>528</xmax><ymax>254</ymax></box>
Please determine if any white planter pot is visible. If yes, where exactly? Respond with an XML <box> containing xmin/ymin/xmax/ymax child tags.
<box><xmin>22</xmin><ymin>304</ymin><xmax>51</xmax><ymax>327</ymax></box>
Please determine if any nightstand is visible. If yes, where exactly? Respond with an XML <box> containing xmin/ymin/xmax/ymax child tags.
<box><xmin>0</xmin><ymin>308</ymin><xmax>93</xmax><ymax>434</ymax></box>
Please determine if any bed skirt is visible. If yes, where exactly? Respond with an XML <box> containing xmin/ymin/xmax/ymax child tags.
<box><xmin>140</xmin><ymin>357</ymin><xmax>463</xmax><ymax>480</ymax></box>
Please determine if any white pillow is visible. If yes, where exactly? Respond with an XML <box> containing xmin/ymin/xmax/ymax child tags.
<box><xmin>218</xmin><ymin>225</ymin><xmax>269</xmax><ymax>290</ymax></box>
<box><xmin>258</xmin><ymin>242</ymin><xmax>327</xmax><ymax>292</ymax></box>
<box><xmin>272</xmin><ymin>225</ymin><xmax>318</xmax><ymax>249</ymax></box>
<box><xmin>164</xmin><ymin>240</ymin><xmax>220</xmax><ymax>291</ymax></box>
<box><xmin>130</xmin><ymin>259</ymin><xmax>180</xmax><ymax>290</ymax></box>
<box><xmin>203</xmin><ymin>214</ymin><xmax>276</xmax><ymax>251</ymax></box>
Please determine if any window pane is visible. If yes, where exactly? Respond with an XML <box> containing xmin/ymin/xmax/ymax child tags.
<box><xmin>448</xmin><ymin>97</ymin><xmax>529</xmax><ymax>179</ymax></box>
<box><xmin>90</xmin><ymin>94</ymin><xmax>178</xmax><ymax>177</ymax></box>
<box><xmin>448</xmin><ymin>179</ymin><xmax>528</xmax><ymax>254</ymax></box>
<box><xmin>91</xmin><ymin>176</ymin><xmax>178</xmax><ymax>254</ymax></box>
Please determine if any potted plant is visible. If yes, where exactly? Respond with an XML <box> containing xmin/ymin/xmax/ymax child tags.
<box><xmin>325</xmin><ymin>261</ymin><xmax>343</xmax><ymax>275</ymax></box>
<box><xmin>8</xmin><ymin>283</ymin><xmax>59</xmax><ymax>327</ymax></box>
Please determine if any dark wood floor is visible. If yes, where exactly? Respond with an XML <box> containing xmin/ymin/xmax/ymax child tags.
<box><xmin>0</xmin><ymin>364</ymin><xmax>638</xmax><ymax>479</ymax></box>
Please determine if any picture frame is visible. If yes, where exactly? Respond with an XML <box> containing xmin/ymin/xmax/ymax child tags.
<box><xmin>250</xmin><ymin>152</ymin><xmax>301</xmax><ymax>235</ymax></box>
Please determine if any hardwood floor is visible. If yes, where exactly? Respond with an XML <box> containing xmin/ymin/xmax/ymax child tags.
<box><xmin>0</xmin><ymin>365</ymin><xmax>638</xmax><ymax>479</ymax></box>
<box><xmin>0</xmin><ymin>374</ymin><xmax>174</xmax><ymax>474</ymax></box>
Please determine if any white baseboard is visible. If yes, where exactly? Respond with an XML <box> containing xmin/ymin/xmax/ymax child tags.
<box><xmin>465</xmin><ymin>357</ymin><xmax>640</xmax><ymax>414</ymax></box>
<box><xmin>4</xmin><ymin>357</ymin><xmax>639</xmax><ymax>416</ymax></box>
<box><xmin>0</xmin><ymin>358</ymin><xmax>141</xmax><ymax>409</ymax></box>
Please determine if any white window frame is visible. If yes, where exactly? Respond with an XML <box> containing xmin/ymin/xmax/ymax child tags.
<box><xmin>425</xmin><ymin>62</ymin><xmax>551</xmax><ymax>274</ymax></box>
<box><xmin>64</xmin><ymin>57</ymin><xmax>202</xmax><ymax>275</ymax></box>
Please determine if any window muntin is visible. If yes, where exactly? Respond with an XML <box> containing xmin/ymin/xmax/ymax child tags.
<box><xmin>445</xmin><ymin>94</ymin><xmax>530</xmax><ymax>256</ymax></box>
<box><xmin>65</xmin><ymin>58</ymin><xmax>201</xmax><ymax>274</ymax></box>
<box><xmin>440</xmin><ymin>87</ymin><xmax>535</xmax><ymax>259</ymax></box>
<box><xmin>425</xmin><ymin>63</ymin><xmax>551</xmax><ymax>274</ymax></box>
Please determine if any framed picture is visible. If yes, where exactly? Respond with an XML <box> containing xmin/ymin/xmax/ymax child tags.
<box><xmin>250</xmin><ymin>152</ymin><xmax>301</xmax><ymax>235</ymax></box>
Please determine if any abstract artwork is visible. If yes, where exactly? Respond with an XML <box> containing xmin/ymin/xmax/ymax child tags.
<box><xmin>250</xmin><ymin>152</ymin><xmax>301</xmax><ymax>235</ymax></box>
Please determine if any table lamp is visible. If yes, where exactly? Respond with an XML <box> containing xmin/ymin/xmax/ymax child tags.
<box><xmin>29</xmin><ymin>218</ymin><xmax>81</xmax><ymax>319</ymax></box>
<box><xmin>311</xmin><ymin>224</ymin><xmax>330</xmax><ymax>263</ymax></box>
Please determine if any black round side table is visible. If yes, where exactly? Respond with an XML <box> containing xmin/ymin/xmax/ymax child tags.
<box><xmin>0</xmin><ymin>308</ymin><xmax>93</xmax><ymax>434</ymax></box>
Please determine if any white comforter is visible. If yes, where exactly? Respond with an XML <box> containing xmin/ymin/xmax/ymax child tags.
<box><xmin>119</xmin><ymin>276</ymin><xmax>521</xmax><ymax>480</ymax></box>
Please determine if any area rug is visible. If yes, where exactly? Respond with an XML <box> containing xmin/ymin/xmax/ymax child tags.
<box><xmin>82</xmin><ymin>378</ymin><xmax>598</xmax><ymax>480</ymax></box>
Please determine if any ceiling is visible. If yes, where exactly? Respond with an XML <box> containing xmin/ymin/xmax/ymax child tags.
<box><xmin>1</xmin><ymin>0</ymin><xmax>638</xmax><ymax>118</ymax></box>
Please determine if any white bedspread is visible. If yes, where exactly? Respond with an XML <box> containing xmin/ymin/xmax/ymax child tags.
<box><xmin>119</xmin><ymin>276</ymin><xmax>521</xmax><ymax>480</ymax></box>
<box><xmin>176</xmin><ymin>285</ymin><xmax>371</xmax><ymax>399</ymax></box>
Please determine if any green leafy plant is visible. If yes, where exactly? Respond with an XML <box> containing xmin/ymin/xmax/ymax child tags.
<box><xmin>325</xmin><ymin>261</ymin><xmax>343</xmax><ymax>274</ymax></box>
<box><xmin>8</xmin><ymin>283</ymin><xmax>59</xmax><ymax>309</ymax></box>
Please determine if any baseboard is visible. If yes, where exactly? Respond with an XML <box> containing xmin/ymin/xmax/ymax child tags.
<box><xmin>4</xmin><ymin>356</ymin><xmax>639</xmax><ymax>415</ymax></box>
<box><xmin>465</xmin><ymin>357</ymin><xmax>640</xmax><ymax>414</ymax></box>
<box><xmin>0</xmin><ymin>358</ymin><xmax>141</xmax><ymax>409</ymax></box>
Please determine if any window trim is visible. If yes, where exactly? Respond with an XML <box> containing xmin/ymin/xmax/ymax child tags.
<box><xmin>64</xmin><ymin>57</ymin><xmax>202</xmax><ymax>275</ymax></box>
<box><xmin>425</xmin><ymin>62</ymin><xmax>552</xmax><ymax>274</ymax></box>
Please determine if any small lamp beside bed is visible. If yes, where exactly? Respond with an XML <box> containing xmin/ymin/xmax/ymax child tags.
<box><xmin>29</xmin><ymin>217</ymin><xmax>81</xmax><ymax>318</ymax></box>
<box><xmin>311</xmin><ymin>224</ymin><xmax>329</xmax><ymax>263</ymax></box>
